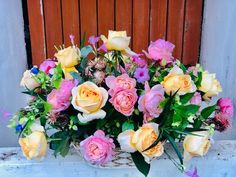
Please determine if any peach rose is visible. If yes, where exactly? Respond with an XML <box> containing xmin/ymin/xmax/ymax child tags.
<box><xmin>18</xmin><ymin>123</ymin><xmax>47</xmax><ymax>160</ymax></box>
<box><xmin>71</xmin><ymin>81</ymin><xmax>108</xmax><ymax>123</ymax></box>
<box><xmin>161</xmin><ymin>65</ymin><xmax>196</xmax><ymax>95</ymax></box>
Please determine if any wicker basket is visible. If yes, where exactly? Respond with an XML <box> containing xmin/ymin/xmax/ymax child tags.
<box><xmin>72</xmin><ymin>143</ymin><xmax>135</xmax><ymax>168</ymax></box>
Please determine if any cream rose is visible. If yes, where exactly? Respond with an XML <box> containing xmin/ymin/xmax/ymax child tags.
<box><xmin>118</xmin><ymin>123</ymin><xmax>164</xmax><ymax>163</ymax></box>
<box><xmin>101</xmin><ymin>30</ymin><xmax>131</xmax><ymax>51</ymax></box>
<box><xmin>183</xmin><ymin>131</ymin><xmax>211</xmax><ymax>161</ymax></box>
<box><xmin>55</xmin><ymin>46</ymin><xmax>80</xmax><ymax>68</ymax></box>
<box><xmin>20</xmin><ymin>70</ymin><xmax>40</xmax><ymax>90</ymax></box>
<box><xmin>198</xmin><ymin>71</ymin><xmax>222</xmax><ymax>100</ymax></box>
<box><xmin>161</xmin><ymin>65</ymin><xmax>196</xmax><ymax>95</ymax></box>
<box><xmin>18</xmin><ymin>123</ymin><xmax>47</xmax><ymax>160</ymax></box>
<box><xmin>71</xmin><ymin>81</ymin><xmax>108</xmax><ymax>123</ymax></box>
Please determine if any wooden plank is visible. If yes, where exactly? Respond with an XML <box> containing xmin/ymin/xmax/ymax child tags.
<box><xmin>27</xmin><ymin>0</ymin><xmax>46</xmax><ymax>66</ymax></box>
<box><xmin>182</xmin><ymin>0</ymin><xmax>203</xmax><ymax>65</ymax></box>
<box><xmin>43</xmin><ymin>0</ymin><xmax>63</xmax><ymax>58</ymax></box>
<box><xmin>80</xmin><ymin>0</ymin><xmax>97</xmax><ymax>45</ymax></box>
<box><xmin>61</xmin><ymin>0</ymin><xmax>80</xmax><ymax>46</ymax></box>
<box><xmin>150</xmin><ymin>0</ymin><xmax>168</xmax><ymax>41</ymax></box>
<box><xmin>97</xmin><ymin>0</ymin><xmax>115</xmax><ymax>36</ymax></box>
<box><xmin>167</xmin><ymin>0</ymin><xmax>185</xmax><ymax>60</ymax></box>
<box><xmin>133</xmin><ymin>0</ymin><xmax>150</xmax><ymax>53</ymax></box>
<box><xmin>115</xmin><ymin>0</ymin><xmax>132</xmax><ymax>37</ymax></box>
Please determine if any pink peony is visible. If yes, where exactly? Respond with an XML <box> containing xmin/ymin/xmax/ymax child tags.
<box><xmin>190</xmin><ymin>92</ymin><xmax>202</xmax><ymax>106</ymax></box>
<box><xmin>217</xmin><ymin>98</ymin><xmax>234</xmax><ymax>118</ymax></box>
<box><xmin>39</xmin><ymin>60</ymin><xmax>56</xmax><ymax>75</ymax></box>
<box><xmin>109</xmin><ymin>88</ymin><xmax>138</xmax><ymax>116</ymax></box>
<box><xmin>131</xmin><ymin>54</ymin><xmax>147</xmax><ymax>67</ymax></box>
<box><xmin>105</xmin><ymin>74</ymin><xmax>136</xmax><ymax>96</ymax></box>
<box><xmin>143</xmin><ymin>39</ymin><xmax>175</xmax><ymax>65</ymax></box>
<box><xmin>80</xmin><ymin>130</ymin><xmax>115</xmax><ymax>165</ymax></box>
<box><xmin>138</xmin><ymin>82</ymin><xmax>165</xmax><ymax>123</ymax></box>
<box><xmin>47</xmin><ymin>79</ymin><xmax>77</xmax><ymax>112</ymax></box>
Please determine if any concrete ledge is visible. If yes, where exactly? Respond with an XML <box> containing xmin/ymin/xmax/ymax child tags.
<box><xmin>0</xmin><ymin>140</ymin><xmax>235</xmax><ymax>177</ymax></box>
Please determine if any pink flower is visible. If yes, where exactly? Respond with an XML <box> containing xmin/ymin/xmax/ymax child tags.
<box><xmin>134</xmin><ymin>67</ymin><xmax>150</xmax><ymax>84</ymax></box>
<box><xmin>88</xmin><ymin>35</ymin><xmax>100</xmax><ymax>46</ymax></box>
<box><xmin>39</xmin><ymin>60</ymin><xmax>56</xmax><ymax>75</ymax></box>
<box><xmin>105</xmin><ymin>74</ymin><xmax>136</xmax><ymax>96</ymax></box>
<box><xmin>190</xmin><ymin>92</ymin><xmax>202</xmax><ymax>106</ymax></box>
<box><xmin>187</xmin><ymin>66</ymin><xmax>198</xmax><ymax>76</ymax></box>
<box><xmin>47</xmin><ymin>79</ymin><xmax>77</xmax><ymax>112</ymax></box>
<box><xmin>131</xmin><ymin>54</ymin><xmax>147</xmax><ymax>67</ymax></box>
<box><xmin>214</xmin><ymin>112</ymin><xmax>231</xmax><ymax>132</ymax></box>
<box><xmin>217</xmin><ymin>98</ymin><xmax>234</xmax><ymax>118</ymax></box>
<box><xmin>138</xmin><ymin>82</ymin><xmax>165</xmax><ymax>123</ymax></box>
<box><xmin>98</xmin><ymin>43</ymin><xmax>108</xmax><ymax>52</ymax></box>
<box><xmin>109</xmin><ymin>88</ymin><xmax>138</xmax><ymax>116</ymax></box>
<box><xmin>80</xmin><ymin>130</ymin><xmax>115</xmax><ymax>165</ymax></box>
<box><xmin>143</xmin><ymin>39</ymin><xmax>175</xmax><ymax>65</ymax></box>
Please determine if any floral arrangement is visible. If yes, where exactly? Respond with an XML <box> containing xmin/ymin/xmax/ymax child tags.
<box><xmin>8</xmin><ymin>30</ymin><xmax>234</xmax><ymax>177</ymax></box>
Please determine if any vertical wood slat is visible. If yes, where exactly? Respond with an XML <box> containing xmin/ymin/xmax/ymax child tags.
<box><xmin>115</xmin><ymin>0</ymin><xmax>132</xmax><ymax>46</ymax></box>
<box><xmin>97</xmin><ymin>0</ymin><xmax>115</xmax><ymax>36</ymax></box>
<box><xmin>80</xmin><ymin>0</ymin><xmax>97</xmax><ymax>45</ymax></box>
<box><xmin>43</xmin><ymin>0</ymin><xmax>63</xmax><ymax>58</ymax></box>
<box><xmin>150</xmin><ymin>0</ymin><xmax>168</xmax><ymax>41</ymax></box>
<box><xmin>167</xmin><ymin>0</ymin><xmax>185</xmax><ymax>60</ymax></box>
<box><xmin>133</xmin><ymin>0</ymin><xmax>150</xmax><ymax>53</ymax></box>
<box><xmin>27</xmin><ymin>0</ymin><xmax>46</xmax><ymax>66</ymax></box>
<box><xmin>61</xmin><ymin>0</ymin><xmax>80</xmax><ymax>46</ymax></box>
<box><xmin>182</xmin><ymin>0</ymin><xmax>203</xmax><ymax>65</ymax></box>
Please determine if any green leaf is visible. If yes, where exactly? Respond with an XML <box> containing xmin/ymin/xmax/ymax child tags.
<box><xmin>131</xmin><ymin>152</ymin><xmax>150</xmax><ymax>177</ymax></box>
<box><xmin>201</xmin><ymin>104</ymin><xmax>216</xmax><ymax>119</ymax></box>
<box><xmin>179</xmin><ymin>92</ymin><xmax>195</xmax><ymax>104</ymax></box>
<box><xmin>81</xmin><ymin>45</ymin><xmax>93</xmax><ymax>58</ymax></box>
<box><xmin>80</xmin><ymin>32</ymin><xmax>86</xmax><ymax>48</ymax></box>
<box><xmin>50</xmin><ymin>132</ymin><xmax>70</xmax><ymax>157</ymax></box>
<box><xmin>172</xmin><ymin>112</ymin><xmax>182</xmax><ymax>127</ymax></box>
<box><xmin>165</xmin><ymin>133</ymin><xmax>183</xmax><ymax>165</ymax></box>
<box><xmin>122</xmin><ymin>121</ymin><xmax>134</xmax><ymax>131</ymax></box>
<box><xmin>51</xmin><ymin>64</ymin><xmax>63</xmax><ymax>89</ymax></box>
<box><xmin>44</xmin><ymin>102</ymin><xmax>52</xmax><ymax>114</ymax></box>
<box><xmin>195</xmin><ymin>72</ymin><xmax>202</xmax><ymax>87</ymax></box>
<box><xmin>179</xmin><ymin>63</ymin><xmax>187</xmax><ymax>73</ymax></box>
<box><xmin>70</xmin><ymin>71</ymin><xmax>84</xmax><ymax>83</ymax></box>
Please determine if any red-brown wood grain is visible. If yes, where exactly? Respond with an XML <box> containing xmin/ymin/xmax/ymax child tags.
<box><xmin>27</xmin><ymin>0</ymin><xmax>46</xmax><ymax>65</ymax></box>
<box><xmin>133</xmin><ymin>0</ymin><xmax>150</xmax><ymax>53</ymax></box>
<box><xmin>150</xmin><ymin>0</ymin><xmax>168</xmax><ymax>41</ymax></box>
<box><xmin>43</xmin><ymin>0</ymin><xmax>63</xmax><ymax>58</ymax></box>
<box><xmin>80</xmin><ymin>0</ymin><xmax>97</xmax><ymax>45</ymax></box>
<box><xmin>98</xmin><ymin>0</ymin><xmax>115</xmax><ymax>36</ymax></box>
<box><xmin>167</xmin><ymin>0</ymin><xmax>185</xmax><ymax>60</ymax></box>
<box><xmin>28</xmin><ymin>0</ymin><xmax>203</xmax><ymax>65</ymax></box>
<box><xmin>61</xmin><ymin>0</ymin><xmax>80</xmax><ymax>46</ymax></box>
<box><xmin>182</xmin><ymin>0</ymin><xmax>203</xmax><ymax>65</ymax></box>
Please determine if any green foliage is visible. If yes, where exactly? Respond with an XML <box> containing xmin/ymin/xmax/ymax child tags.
<box><xmin>80</xmin><ymin>45</ymin><xmax>93</xmax><ymax>58</ymax></box>
<box><xmin>51</xmin><ymin>64</ymin><xmax>63</xmax><ymax>89</ymax></box>
<box><xmin>80</xmin><ymin>32</ymin><xmax>86</xmax><ymax>48</ymax></box>
<box><xmin>122</xmin><ymin>121</ymin><xmax>134</xmax><ymax>131</ymax></box>
<box><xmin>131</xmin><ymin>152</ymin><xmax>150</xmax><ymax>177</ymax></box>
<box><xmin>179</xmin><ymin>63</ymin><xmax>187</xmax><ymax>73</ymax></box>
<box><xmin>195</xmin><ymin>72</ymin><xmax>202</xmax><ymax>87</ymax></box>
<box><xmin>70</xmin><ymin>71</ymin><xmax>84</xmax><ymax>83</ymax></box>
<box><xmin>179</xmin><ymin>92</ymin><xmax>195</xmax><ymax>104</ymax></box>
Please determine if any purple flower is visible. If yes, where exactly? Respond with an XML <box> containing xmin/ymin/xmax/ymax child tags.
<box><xmin>88</xmin><ymin>35</ymin><xmax>100</xmax><ymax>46</ymax></box>
<box><xmin>134</xmin><ymin>67</ymin><xmax>150</xmax><ymax>84</ymax></box>
<box><xmin>98</xmin><ymin>43</ymin><xmax>108</xmax><ymax>52</ymax></box>
<box><xmin>185</xmin><ymin>167</ymin><xmax>199</xmax><ymax>177</ymax></box>
<box><xmin>69</xmin><ymin>34</ymin><xmax>75</xmax><ymax>44</ymax></box>
<box><xmin>131</xmin><ymin>54</ymin><xmax>147</xmax><ymax>67</ymax></box>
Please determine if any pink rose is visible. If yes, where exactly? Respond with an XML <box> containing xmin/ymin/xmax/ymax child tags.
<box><xmin>143</xmin><ymin>39</ymin><xmax>175</xmax><ymax>65</ymax></box>
<box><xmin>190</xmin><ymin>92</ymin><xmax>202</xmax><ymax>106</ymax></box>
<box><xmin>80</xmin><ymin>130</ymin><xmax>115</xmax><ymax>165</ymax></box>
<box><xmin>47</xmin><ymin>79</ymin><xmax>77</xmax><ymax>112</ymax></box>
<box><xmin>187</xmin><ymin>66</ymin><xmax>198</xmax><ymax>76</ymax></box>
<box><xmin>39</xmin><ymin>60</ymin><xmax>56</xmax><ymax>75</ymax></box>
<box><xmin>138</xmin><ymin>82</ymin><xmax>165</xmax><ymax>123</ymax></box>
<box><xmin>217</xmin><ymin>98</ymin><xmax>234</xmax><ymax>118</ymax></box>
<box><xmin>105</xmin><ymin>74</ymin><xmax>136</xmax><ymax>96</ymax></box>
<box><xmin>109</xmin><ymin>88</ymin><xmax>138</xmax><ymax>116</ymax></box>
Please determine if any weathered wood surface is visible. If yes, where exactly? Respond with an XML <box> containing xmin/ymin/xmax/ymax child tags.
<box><xmin>0</xmin><ymin>141</ymin><xmax>235</xmax><ymax>177</ymax></box>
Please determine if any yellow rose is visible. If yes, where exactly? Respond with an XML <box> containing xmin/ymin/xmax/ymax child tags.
<box><xmin>71</xmin><ymin>81</ymin><xmax>108</xmax><ymax>123</ymax></box>
<box><xmin>62</xmin><ymin>66</ymin><xmax>78</xmax><ymax>80</ymax></box>
<box><xmin>101</xmin><ymin>30</ymin><xmax>131</xmax><ymax>51</ymax></box>
<box><xmin>20</xmin><ymin>70</ymin><xmax>40</xmax><ymax>90</ymax></box>
<box><xmin>183</xmin><ymin>131</ymin><xmax>211</xmax><ymax>161</ymax></box>
<box><xmin>18</xmin><ymin>123</ymin><xmax>47</xmax><ymax>160</ymax></box>
<box><xmin>117</xmin><ymin>130</ymin><xmax>136</xmax><ymax>153</ymax></box>
<box><xmin>198</xmin><ymin>71</ymin><xmax>222</xmax><ymax>100</ymax></box>
<box><xmin>55</xmin><ymin>46</ymin><xmax>80</xmax><ymax>68</ymax></box>
<box><xmin>162</xmin><ymin>65</ymin><xmax>196</xmax><ymax>95</ymax></box>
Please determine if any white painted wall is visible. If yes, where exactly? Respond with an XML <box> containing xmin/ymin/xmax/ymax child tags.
<box><xmin>0</xmin><ymin>0</ymin><xmax>27</xmax><ymax>147</ymax></box>
<box><xmin>200</xmin><ymin>0</ymin><xmax>236</xmax><ymax>140</ymax></box>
